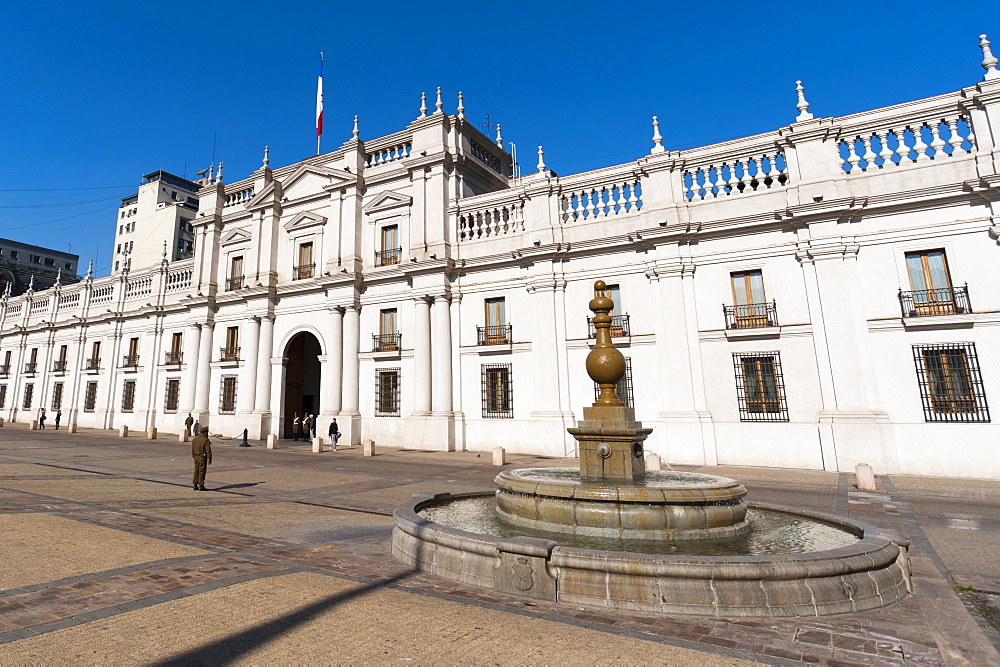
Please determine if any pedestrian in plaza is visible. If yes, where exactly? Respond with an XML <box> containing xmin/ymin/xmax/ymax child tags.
<box><xmin>54</xmin><ymin>410</ymin><xmax>62</xmax><ymax>430</ymax></box>
<box><xmin>38</xmin><ymin>409</ymin><xmax>46</xmax><ymax>429</ymax></box>
<box><xmin>193</xmin><ymin>420</ymin><xmax>201</xmax><ymax>437</ymax></box>
<box><xmin>191</xmin><ymin>427</ymin><xmax>212</xmax><ymax>491</ymax></box>
<box><xmin>184</xmin><ymin>413</ymin><xmax>194</xmax><ymax>436</ymax></box>
<box><xmin>292</xmin><ymin>413</ymin><xmax>302</xmax><ymax>440</ymax></box>
<box><xmin>308</xmin><ymin>414</ymin><xmax>317</xmax><ymax>440</ymax></box>
<box><xmin>328</xmin><ymin>418</ymin><xmax>340</xmax><ymax>451</ymax></box>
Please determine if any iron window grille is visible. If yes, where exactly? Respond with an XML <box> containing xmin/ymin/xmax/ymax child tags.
<box><xmin>52</xmin><ymin>360</ymin><xmax>67</xmax><ymax>372</ymax></box>
<box><xmin>0</xmin><ymin>385</ymin><xmax>6</xmax><ymax>409</ymax></box>
<box><xmin>477</xmin><ymin>324</ymin><xmax>513</xmax><ymax>346</ymax></box>
<box><xmin>219</xmin><ymin>376</ymin><xmax>238</xmax><ymax>414</ymax></box>
<box><xmin>587</xmin><ymin>314</ymin><xmax>631</xmax><ymax>338</ymax></box>
<box><xmin>83</xmin><ymin>382</ymin><xmax>98</xmax><ymax>412</ymax></box>
<box><xmin>375</xmin><ymin>247</ymin><xmax>402</xmax><ymax>266</ymax></box>
<box><xmin>86</xmin><ymin>358</ymin><xmax>101</xmax><ymax>371</ymax></box>
<box><xmin>121</xmin><ymin>380</ymin><xmax>136</xmax><ymax>413</ymax></box>
<box><xmin>164</xmin><ymin>379</ymin><xmax>180</xmax><ymax>412</ymax></box>
<box><xmin>733</xmin><ymin>352</ymin><xmax>789</xmax><ymax>422</ymax></box>
<box><xmin>22</xmin><ymin>384</ymin><xmax>33</xmax><ymax>410</ymax></box>
<box><xmin>482</xmin><ymin>363</ymin><xmax>513</xmax><ymax>418</ymax></box>
<box><xmin>121</xmin><ymin>354</ymin><xmax>139</xmax><ymax>368</ymax></box>
<box><xmin>898</xmin><ymin>285</ymin><xmax>972</xmax><ymax>318</ymax></box>
<box><xmin>51</xmin><ymin>382</ymin><xmax>64</xmax><ymax>410</ymax></box>
<box><xmin>293</xmin><ymin>263</ymin><xmax>315</xmax><ymax>280</ymax></box>
<box><xmin>226</xmin><ymin>275</ymin><xmax>244</xmax><ymax>291</ymax></box>
<box><xmin>375</xmin><ymin>368</ymin><xmax>401</xmax><ymax>417</ymax></box>
<box><xmin>724</xmin><ymin>301</ymin><xmax>778</xmax><ymax>329</ymax></box>
<box><xmin>372</xmin><ymin>333</ymin><xmax>402</xmax><ymax>352</ymax></box>
<box><xmin>592</xmin><ymin>357</ymin><xmax>634</xmax><ymax>407</ymax></box>
<box><xmin>164</xmin><ymin>351</ymin><xmax>183</xmax><ymax>365</ymax></box>
<box><xmin>23</xmin><ymin>363</ymin><xmax>37</xmax><ymax>374</ymax></box>
<box><xmin>219</xmin><ymin>346</ymin><xmax>241</xmax><ymax>362</ymax></box>
<box><xmin>912</xmin><ymin>343</ymin><xmax>989</xmax><ymax>422</ymax></box>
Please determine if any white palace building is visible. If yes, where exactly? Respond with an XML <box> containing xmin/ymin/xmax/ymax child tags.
<box><xmin>3</xmin><ymin>37</ymin><xmax>1000</xmax><ymax>480</ymax></box>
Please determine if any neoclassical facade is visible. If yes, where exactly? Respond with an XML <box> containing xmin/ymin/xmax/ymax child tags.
<box><xmin>3</xmin><ymin>42</ymin><xmax>1000</xmax><ymax>479</ymax></box>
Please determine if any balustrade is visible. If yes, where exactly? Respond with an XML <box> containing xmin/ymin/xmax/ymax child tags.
<box><xmin>683</xmin><ymin>153</ymin><xmax>787</xmax><ymax>200</ymax></box>
<box><xmin>458</xmin><ymin>199</ymin><xmax>524</xmax><ymax>241</ymax></box>
<box><xmin>28</xmin><ymin>298</ymin><xmax>49</xmax><ymax>317</ymax></box>
<box><xmin>372</xmin><ymin>333</ymin><xmax>401</xmax><ymax>352</ymax></box>
<box><xmin>839</xmin><ymin>116</ymin><xmax>975</xmax><ymax>173</ymax></box>
<box><xmin>365</xmin><ymin>143</ymin><xmax>411</xmax><ymax>167</ymax></box>
<box><xmin>125</xmin><ymin>276</ymin><xmax>153</xmax><ymax>300</ymax></box>
<box><xmin>121</xmin><ymin>354</ymin><xmax>139</xmax><ymax>368</ymax></box>
<box><xmin>23</xmin><ymin>363</ymin><xmax>37</xmax><ymax>374</ymax></box>
<box><xmin>219</xmin><ymin>346</ymin><xmax>241</xmax><ymax>362</ymax></box>
<box><xmin>57</xmin><ymin>292</ymin><xmax>80</xmax><ymax>311</ymax></box>
<box><xmin>293</xmin><ymin>263</ymin><xmax>315</xmax><ymax>280</ymax></box>
<box><xmin>898</xmin><ymin>285</ymin><xmax>972</xmax><ymax>317</ymax></box>
<box><xmin>723</xmin><ymin>302</ymin><xmax>778</xmax><ymax>329</ymax></box>
<box><xmin>226</xmin><ymin>275</ymin><xmax>244</xmax><ymax>291</ymax></box>
<box><xmin>562</xmin><ymin>179</ymin><xmax>643</xmax><ymax>222</ymax></box>
<box><xmin>6</xmin><ymin>303</ymin><xmax>22</xmax><ymax>317</ymax></box>
<box><xmin>477</xmin><ymin>324</ymin><xmax>512</xmax><ymax>345</ymax></box>
<box><xmin>85</xmin><ymin>358</ymin><xmax>101</xmax><ymax>371</ymax></box>
<box><xmin>52</xmin><ymin>360</ymin><xmax>67</xmax><ymax>372</ymax></box>
<box><xmin>164</xmin><ymin>351</ymin><xmax>183</xmax><ymax>365</ymax></box>
<box><xmin>91</xmin><ymin>284</ymin><xmax>114</xmax><ymax>305</ymax></box>
<box><xmin>224</xmin><ymin>185</ymin><xmax>255</xmax><ymax>207</ymax></box>
<box><xmin>470</xmin><ymin>142</ymin><xmax>502</xmax><ymax>173</ymax></box>
<box><xmin>166</xmin><ymin>267</ymin><xmax>193</xmax><ymax>292</ymax></box>
<box><xmin>375</xmin><ymin>248</ymin><xmax>401</xmax><ymax>267</ymax></box>
<box><xmin>587</xmin><ymin>314</ymin><xmax>630</xmax><ymax>338</ymax></box>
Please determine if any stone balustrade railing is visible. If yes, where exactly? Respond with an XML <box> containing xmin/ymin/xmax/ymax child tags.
<box><xmin>57</xmin><ymin>292</ymin><xmax>80</xmax><ymax>311</ymax></box>
<box><xmin>682</xmin><ymin>151</ymin><xmax>788</xmax><ymax>201</ymax></box>
<box><xmin>28</xmin><ymin>297</ymin><xmax>49</xmax><ymax>317</ymax></box>
<box><xmin>224</xmin><ymin>181</ymin><xmax>255</xmax><ymax>208</ymax></box>
<box><xmin>364</xmin><ymin>131</ymin><xmax>413</xmax><ymax>168</ymax></box>
<box><xmin>90</xmin><ymin>283</ymin><xmax>114</xmax><ymax>305</ymax></box>
<box><xmin>560</xmin><ymin>175</ymin><xmax>644</xmax><ymax>222</ymax></box>
<box><xmin>124</xmin><ymin>276</ymin><xmax>153</xmax><ymax>300</ymax></box>
<box><xmin>457</xmin><ymin>195</ymin><xmax>525</xmax><ymax>241</ymax></box>
<box><xmin>165</xmin><ymin>265</ymin><xmax>193</xmax><ymax>292</ymax></box>
<box><xmin>469</xmin><ymin>141</ymin><xmax>503</xmax><ymax>174</ymax></box>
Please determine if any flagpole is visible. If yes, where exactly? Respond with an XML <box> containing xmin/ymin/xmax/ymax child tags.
<box><xmin>316</xmin><ymin>50</ymin><xmax>324</xmax><ymax>156</ymax></box>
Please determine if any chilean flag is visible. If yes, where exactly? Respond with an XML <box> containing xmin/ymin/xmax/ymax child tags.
<box><xmin>316</xmin><ymin>51</ymin><xmax>324</xmax><ymax>140</ymax></box>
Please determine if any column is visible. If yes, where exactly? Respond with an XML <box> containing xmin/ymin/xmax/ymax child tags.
<box><xmin>254</xmin><ymin>316</ymin><xmax>274</xmax><ymax>412</ymax></box>
<box><xmin>328</xmin><ymin>308</ymin><xmax>344</xmax><ymax>413</ymax></box>
<box><xmin>413</xmin><ymin>297</ymin><xmax>432</xmax><ymax>414</ymax></box>
<box><xmin>237</xmin><ymin>317</ymin><xmax>260</xmax><ymax>413</ymax></box>
<box><xmin>179</xmin><ymin>323</ymin><xmax>201</xmax><ymax>414</ymax></box>
<box><xmin>431</xmin><ymin>295</ymin><xmax>453</xmax><ymax>413</ymax></box>
<box><xmin>341</xmin><ymin>306</ymin><xmax>360</xmax><ymax>415</ymax></box>
<box><xmin>193</xmin><ymin>322</ymin><xmax>214</xmax><ymax>415</ymax></box>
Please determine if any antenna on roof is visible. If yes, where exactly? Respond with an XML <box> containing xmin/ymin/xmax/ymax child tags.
<box><xmin>480</xmin><ymin>114</ymin><xmax>497</xmax><ymax>134</ymax></box>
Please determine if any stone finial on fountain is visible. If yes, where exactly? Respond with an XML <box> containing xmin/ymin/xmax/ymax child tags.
<box><xmin>650</xmin><ymin>116</ymin><xmax>665</xmax><ymax>154</ymax></box>
<box><xmin>587</xmin><ymin>280</ymin><xmax>626</xmax><ymax>406</ymax></box>
<box><xmin>795</xmin><ymin>80</ymin><xmax>814</xmax><ymax>121</ymax></box>
<box><xmin>981</xmin><ymin>34</ymin><xmax>1000</xmax><ymax>80</ymax></box>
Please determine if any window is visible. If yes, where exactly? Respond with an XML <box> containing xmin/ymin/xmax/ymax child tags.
<box><xmin>123</xmin><ymin>337</ymin><xmax>139</xmax><ymax>367</ymax></box>
<box><xmin>592</xmin><ymin>357</ymin><xmax>634</xmax><ymax>407</ymax></box>
<box><xmin>220</xmin><ymin>376</ymin><xmax>238</xmax><ymax>414</ymax></box>
<box><xmin>25</xmin><ymin>348</ymin><xmax>38</xmax><ymax>374</ymax></box>
<box><xmin>10</xmin><ymin>251</ymin><xmax>18</xmax><ymax>260</ymax></box>
<box><xmin>65</xmin><ymin>262</ymin><xmax>72</xmax><ymax>270</ymax></box>
<box><xmin>294</xmin><ymin>242</ymin><xmax>314</xmax><ymax>279</ymax></box>
<box><xmin>912</xmin><ymin>343</ymin><xmax>989</xmax><ymax>422</ymax></box>
<box><xmin>84</xmin><ymin>382</ymin><xmax>98</xmax><ymax>412</ymax></box>
<box><xmin>227</xmin><ymin>256</ymin><xmax>243</xmax><ymax>291</ymax></box>
<box><xmin>375</xmin><ymin>368</ymin><xmax>400</xmax><ymax>416</ymax></box>
<box><xmin>54</xmin><ymin>345</ymin><xmax>68</xmax><ymax>372</ymax></box>
<box><xmin>902</xmin><ymin>250</ymin><xmax>966</xmax><ymax>316</ymax></box>
<box><xmin>29</xmin><ymin>254</ymin><xmax>40</xmax><ymax>263</ymax></box>
<box><xmin>377</xmin><ymin>225</ymin><xmax>400</xmax><ymax>266</ymax></box>
<box><xmin>22</xmin><ymin>383</ymin><xmax>33</xmax><ymax>410</ymax></box>
<box><xmin>587</xmin><ymin>283</ymin><xmax>631</xmax><ymax>338</ymax></box>
<box><xmin>122</xmin><ymin>380</ymin><xmax>136</xmax><ymax>412</ymax></box>
<box><xmin>480</xmin><ymin>297</ymin><xmax>510</xmax><ymax>345</ymax></box>
<box><xmin>482</xmin><ymin>363</ymin><xmax>513</xmax><ymax>418</ymax></box>
<box><xmin>51</xmin><ymin>382</ymin><xmax>64</xmax><ymax>410</ymax></box>
<box><xmin>44</xmin><ymin>258</ymin><xmax>55</xmax><ymax>267</ymax></box>
<box><xmin>88</xmin><ymin>341</ymin><xmax>101</xmax><ymax>370</ymax></box>
<box><xmin>166</xmin><ymin>332</ymin><xmax>183</xmax><ymax>364</ymax></box>
<box><xmin>375</xmin><ymin>309</ymin><xmax>399</xmax><ymax>351</ymax></box>
<box><xmin>727</xmin><ymin>270</ymin><xmax>775</xmax><ymax>329</ymax></box>
<box><xmin>0</xmin><ymin>385</ymin><xmax>7</xmax><ymax>409</ymax></box>
<box><xmin>222</xmin><ymin>326</ymin><xmax>240</xmax><ymax>361</ymax></box>
<box><xmin>733</xmin><ymin>352</ymin><xmax>788</xmax><ymax>422</ymax></box>
<box><xmin>164</xmin><ymin>379</ymin><xmax>180</xmax><ymax>412</ymax></box>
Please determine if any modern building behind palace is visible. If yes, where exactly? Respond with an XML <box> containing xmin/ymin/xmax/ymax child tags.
<box><xmin>2</xmin><ymin>38</ymin><xmax>1000</xmax><ymax>480</ymax></box>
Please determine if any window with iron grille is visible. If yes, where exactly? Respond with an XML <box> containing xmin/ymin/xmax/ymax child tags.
<box><xmin>733</xmin><ymin>352</ymin><xmax>788</xmax><ymax>422</ymax></box>
<box><xmin>220</xmin><ymin>376</ymin><xmax>238</xmax><ymax>414</ymax></box>
<box><xmin>51</xmin><ymin>382</ymin><xmax>64</xmax><ymax>410</ymax></box>
<box><xmin>121</xmin><ymin>380</ymin><xmax>136</xmax><ymax>413</ymax></box>
<box><xmin>592</xmin><ymin>357</ymin><xmax>634</xmax><ymax>407</ymax></box>
<box><xmin>164</xmin><ymin>379</ymin><xmax>180</xmax><ymax>412</ymax></box>
<box><xmin>84</xmin><ymin>382</ymin><xmax>98</xmax><ymax>412</ymax></box>
<box><xmin>912</xmin><ymin>343</ymin><xmax>989</xmax><ymax>422</ymax></box>
<box><xmin>482</xmin><ymin>363</ymin><xmax>513</xmax><ymax>418</ymax></box>
<box><xmin>375</xmin><ymin>368</ymin><xmax>400</xmax><ymax>417</ymax></box>
<box><xmin>22</xmin><ymin>383</ymin><xmax>33</xmax><ymax>410</ymax></box>
<box><xmin>0</xmin><ymin>385</ymin><xmax>6</xmax><ymax>409</ymax></box>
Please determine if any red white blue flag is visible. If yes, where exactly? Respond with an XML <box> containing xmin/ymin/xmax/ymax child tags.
<box><xmin>316</xmin><ymin>51</ymin><xmax>324</xmax><ymax>140</ymax></box>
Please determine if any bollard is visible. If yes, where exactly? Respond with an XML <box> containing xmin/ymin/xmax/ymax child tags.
<box><xmin>492</xmin><ymin>446</ymin><xmax>506</xmax><ymax>466</ymax></box>
<box><xmin>239</xmin><ymin>428</ymin><xmax>250</xmax><ymax>447</ymax></box>
<box><xmin>178</xmin><ymin>432</ymin><xmax>189</xmax><ymax>442</ymax></box>
<box><xmin>68</xmin><ymin>423</ymin><xmax>77</xmax><ymax>433</ymax></box>
<box><xmin>266</xmin><ymin>434</ymin><xmax>278</xmax><ymax>449</ymax></box>
<box><xmin>147</xmin><ymin>427</ymin><xmax>157</xmax><ymax>440</ymax></box>
<box><xmin>312</xmin><ymin>437</ymin><xmax>324</xmax><ymax>453</ymax></box>
<box><xmin>363</xmin><ymin>439</ymin><xmax>375</xmax><ymax>457</ymax></box>
<box><xmin>119</xmin><ymin>425</ymin><xmax>128</xmax><ymax>438</ymax></box>
<box><xmin>855</xmin><ymin>463</ymin><xmax>877</xmax><ymax>491</ymax></box>
<box><xmin>644</xmin><ymin>451</ymin><xmax>662</xmax><ymax>471</ymax></box>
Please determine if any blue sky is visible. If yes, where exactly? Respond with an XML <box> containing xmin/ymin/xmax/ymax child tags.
<box><xmin>1</xmin><ymin>1</ymin><xmax>996</xmax><ymax>277</ymax></box>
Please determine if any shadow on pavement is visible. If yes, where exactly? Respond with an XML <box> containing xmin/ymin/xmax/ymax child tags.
<box><xmin>209</xmin><ymin>482</ymin><xmax>266</xmax><ymax>491</ymax></box>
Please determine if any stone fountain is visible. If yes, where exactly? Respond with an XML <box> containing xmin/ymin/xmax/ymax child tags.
<box><xmin>392</xmin><ymin>281</ymin><xmax>912</xmax><ymax>617</ymax></box>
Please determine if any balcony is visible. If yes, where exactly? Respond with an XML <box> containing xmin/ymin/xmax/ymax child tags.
<box><xmin>121</xmin><ymin>354</ymin><xmax>139</xmax><ymax>368</ymax></box>
<box><xmin>52</xmin><ymin>360</ymin><xmax>68</xmax><ymax>373</ymax></box>
<box><xmin>0</xmin><ymin>364</ymin><xmax>8</xmax><ymax>377</ymax></box>
<box><xmin>164</xmin><ymin>351</ymin><xmax>183</xmax><ymax>365</ymax></box>
<box><xmin>372</xmin><ymin>333</ymin><xmax>401</xmax><ymax>352</ymax></box>
<box><xmin>85</xmin><ymin>358</ymin><xmax>101</xmax><ymax>371</ymax></box>
<box><xmin>226</xmin><ymin>275</ymin><xmax>244</xmax><ymax>291</ymax></box>
<box><xmin>724</xmin><ymin>302</ymin><xmax>777</xmax><ymax>329</ymax></box>
<box><xmin>587</xmin><ymin>314</ymin><xmax>631</xmax><ymax>338</ymax></box>
<box><xmin>293</xmin><ymin>263</ymin><xmax>315</xmax><ymax>280</ymax></box>
<box><xmin>375</xmin><ymin>247</ymin><xmax>402</xmax><ymax>267</ymax></box>
<box><xmin>899</xmin><ymin>285</ymin><xmax>971</xmax><ymax>318</ymax></box>
<box><xmin>477</xmin><ymin>324</ymin><xmax>512</xmax><ymax>345</ymax></box>
<box><xmin>219</xmin><ymin>346</ymin><xmax>241</xmax><ymax>362</ymax></box>
<box><xmin>23</xmin><ymin>362</ymin><xmax>37</xmax><ymax>374</ymax></box>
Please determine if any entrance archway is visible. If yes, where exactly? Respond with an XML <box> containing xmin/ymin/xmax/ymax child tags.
<box><xmin>283</xmin><ymin>331</ymin><xmax>322</xmax><ymax>437</ymax></box>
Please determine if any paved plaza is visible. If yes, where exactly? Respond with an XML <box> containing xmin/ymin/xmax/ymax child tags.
<box><xmin>0</xmin><ymin>423</ymin><xmax>998</xmax><ymax>665</ymax></box>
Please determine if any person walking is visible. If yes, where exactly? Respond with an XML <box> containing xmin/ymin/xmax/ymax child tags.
<box><xmin>38</xmin><ymin>409</ymin><xmax>47</xmax><ymax>430</ymax></box>
<box><xmin>328</xmin><ymin>418</ymin><xmax>340</xmax><ymax>451</ymax></box>
<box><xmin>191</xmin><ymin>427</ymin><xmax>212</xmax><ymax>491</ymax></box>
<box><xmin>54</xmin><ymin>410</ymin><xmax>62</xmax><ymax>430</ymax></box>
<box><xmin>184</xmin><ymin>413</ymin><xmax>194</xmax><ymax>436</ymax></box>
<box><xmin>292</xmin><ymin>413</ymin><xmax>301</xmax><ymax>441</ymax></box>
<box><xmin>308</xmin><ymin>414</ymin><xmax>317</xmax><ymax>440</ymax></box>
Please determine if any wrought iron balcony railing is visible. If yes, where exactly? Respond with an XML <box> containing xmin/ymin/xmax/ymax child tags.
<box><xmin>0</xmin><ymin>364</ymin><xmax>9</xmax><ymax>376</ymax></box>
<box><xmin>226</xmin><ymin>275</ymin><xmax>244</xmax><ymax>291</ymax></box>
<box><xmin>899</xmin><ymin>284</ymin><xmax>971</xmax><ymax>318</ymax></box>
<box><xmin>372</xmin><ymin>333</ymin><xmax>401</xmax><ymax>352</ymax></box>
<box><xmin>293</xmin><ymin>263</ymin><xmax>315</xmax><ymax>280</ymax></box>
<box><xmin>219</xmin><ymin>346</ymin><xmax>241</xmax><ymax>362</ymax></box>
<box><xmin>375</xmin><ymin>247</ymin><xmax>402</xmax><ymax>267</ymax></box>
<box><xmin>23</xmin><ymin>363</ymin><xmax>37</xmax><ymax>374</ymax></box>
<box><xmin>52</xmin><ymin>360</ymin><xmax>68</xmax><ymax>372</ymax></box>
<box><xmin>723</xmin><ymin>301</ymin><xmax>778</xmax><ymax>329</ymax></box>
<box><xmin>85</xmin><ymin>358</ymin><xmax>101</xmax><ymax>371</ymax></box>
<box><xmin>477</xmin><ymin>324</ymin><xmax>513</xmax><ymax>345</ymax></box>
<box><xmin>587</xmin><ymin>314</ymin><xmax>631</xmax><ymax>338</ymax></box>
<box><xmin>164</xmin><ymin>351</ymin><xmax>183</xmax><ymax>365</ymax></box>
<box><xmin>121</xmin><ymin>354</ymin><xmax>139</xmax><ymax>368</ymax></box>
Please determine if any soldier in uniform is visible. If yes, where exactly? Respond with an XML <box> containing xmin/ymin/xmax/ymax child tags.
<box><xmin>191</xmin><ymin>427</ymin><xmax>212</xmax><ymax>491</ymax></box>
<box><xmin>184</xmin><ymin>413</ymin><xmax>194</xmax><ymax>436</ymax></box>
<box><xmin>293</xmin><ymin>413</ymin><xmax>302</xmax><ymax>441</ymax></box>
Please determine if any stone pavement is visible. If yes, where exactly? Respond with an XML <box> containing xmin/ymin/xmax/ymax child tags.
<box><xmin>0</xmin><ymin>424</ymin><xmax>997</xmax><ymax>665</ymax></box>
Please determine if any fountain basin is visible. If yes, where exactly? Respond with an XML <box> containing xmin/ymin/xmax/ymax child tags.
<box><xmin>392</xmin><ymin>491</ymin><xmax>912</xmax><ymax>617</ymax></box>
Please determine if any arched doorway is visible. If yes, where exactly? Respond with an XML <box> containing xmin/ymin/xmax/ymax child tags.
<box><xmin>283</xmin><ymin>331</ymin><xmax>322</xmax><ymax>437</ymax></box>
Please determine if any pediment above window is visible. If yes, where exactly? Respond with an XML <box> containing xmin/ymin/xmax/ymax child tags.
<box><xmin>248</xmin><ymin>164</ymin><xmax>355</xmax><ymax>211</ymax></box>
<box><xmin>283</xmin><ymin>210</ymin><xmax>327</xmax><ymax>231</ymax></box>
<box><xmin>363</xmin><ymin>190</ymin><xmax>412</xmax><ymax>215</ymax></box>
<box><xmin>220</xmin><ymin>228</ymin><xmax>253</xmax><ymax>246</ymax></box>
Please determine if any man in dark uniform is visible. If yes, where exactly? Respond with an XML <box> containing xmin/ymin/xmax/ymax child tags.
<box><xmin>184</xmin><ymin>413</ymin><xmax>194</xmax><ymax>436</ymax></box>
<box><xmin>191</xmin><ymin>427</ymin><xmax>212</xmax><ymax>491</ymax></box>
